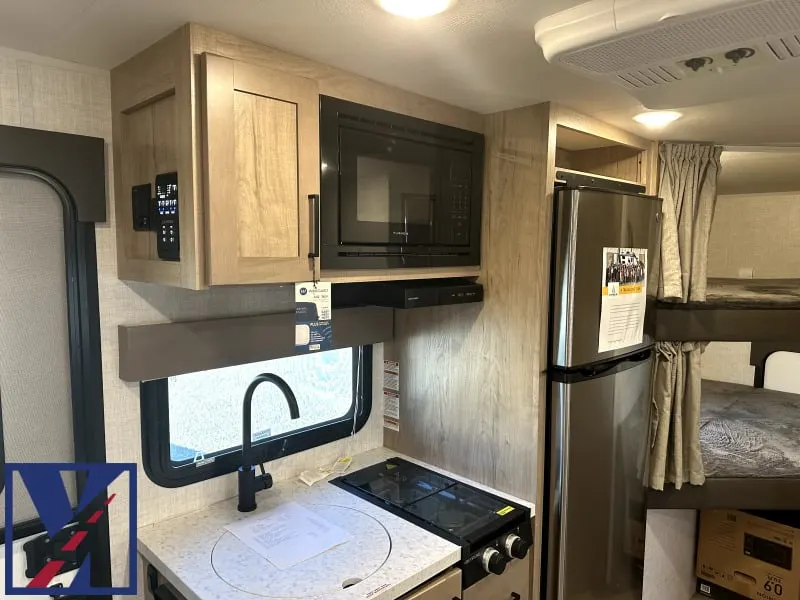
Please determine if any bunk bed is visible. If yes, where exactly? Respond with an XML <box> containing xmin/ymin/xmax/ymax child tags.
<box><xmin>649</xmin><ymin>343</ymin><xmax>800</xmax><ymax>510</ymax></box>
<box><xmin>656</xmin><ymin>278</ymin><xmax>800</xmax><ymax>341</ymax></box>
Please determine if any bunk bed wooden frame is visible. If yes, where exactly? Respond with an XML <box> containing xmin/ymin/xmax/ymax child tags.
<box><xmin>648</xmin><ymin>342</ymin><xmax>800</xmax><ymax>510</ymax></box>
<box><xmin>655</xmin><ymin>278</ymin><xmax>800</xmax><ymax>342</ymax></box>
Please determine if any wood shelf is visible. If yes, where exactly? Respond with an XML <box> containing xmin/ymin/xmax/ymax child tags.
<box><xmin>118</xmin><ymin>306</ymin><xmax>393</xmax><ymax>382</ymax></box>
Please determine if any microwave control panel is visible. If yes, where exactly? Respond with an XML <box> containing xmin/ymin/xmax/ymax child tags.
<box><xmin>155</xmin><ymin>172</ymin><xmax>180</xmax><ymax>261</ymax></box>
<box><xmin>448</xmin><ymin>181</ymin><xmax>471</xmax><ymax>245</ymax></box>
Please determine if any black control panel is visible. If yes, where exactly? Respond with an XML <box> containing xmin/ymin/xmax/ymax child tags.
<box><xmin>461</xmin><ymin>521</ymin><xmax>533</xmax><ymax>589</ymax></box>
<box><xmin>155</xmin><ymin>172</ymin><xmax>179</xmax><ymax>261</ymax></box>
<box><xmin>129</xmin><ymin>172</ymin><xmax>180</xmax><ymax>261</ymax></box>
<box><xmin>448</xmin><ymin>181</ymin><xmax>471</xmax><ymax>245</ymax></box>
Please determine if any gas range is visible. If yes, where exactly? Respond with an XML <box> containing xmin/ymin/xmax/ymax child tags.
<box><xmin>331</xmin><ymin>457</ymin><xmax>533</xmax><ymax>591</ymax></box>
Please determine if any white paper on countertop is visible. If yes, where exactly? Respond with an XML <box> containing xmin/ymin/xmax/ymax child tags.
<box><xmin>224</xmin><ymin>502</ymin><xmax>352</xmax><ymax>570</ymax></box>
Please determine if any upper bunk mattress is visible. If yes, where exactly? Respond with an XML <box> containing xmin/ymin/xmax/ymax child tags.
<box><xmin>701</xmin><ymin>379</ymin><xmax>800</xmax><ymax>478</ymax></box>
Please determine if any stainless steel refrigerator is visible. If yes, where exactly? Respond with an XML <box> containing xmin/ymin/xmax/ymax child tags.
<box><xmin>543</xmin><ymin>185</ymin><xmax>662</xmax><ymax>600</ymax></box>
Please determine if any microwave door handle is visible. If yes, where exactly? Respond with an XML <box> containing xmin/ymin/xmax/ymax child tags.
<box><xmin>308</xmin><ymin>194</ymin><xmax>320</xmax><ymax>258</ymax></box>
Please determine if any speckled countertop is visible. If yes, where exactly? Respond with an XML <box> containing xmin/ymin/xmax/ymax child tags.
<box><xmin>138</xmin><ymin>448</ymin><xmax>534</xmax><ymax>600</ymax></box>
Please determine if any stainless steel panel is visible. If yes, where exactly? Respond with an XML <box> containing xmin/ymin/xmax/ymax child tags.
<box><xmin>546</xmin><ymin>358</ymin><xmax>652</xmax><ymax>600</ymax></box>
<box><xmin>551</xmin><ymin>188</ymin><xmax>661</xmax><ymax>368</ymax></box>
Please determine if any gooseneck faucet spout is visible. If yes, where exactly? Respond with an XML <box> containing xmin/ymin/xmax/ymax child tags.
<box><xmin>238</xmin><ymin>373</ymin><xmax>300</xmax><ymax>513</ymax></box>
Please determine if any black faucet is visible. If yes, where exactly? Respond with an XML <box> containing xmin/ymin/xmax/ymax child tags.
<box><xmin>238</xmin><ymin>373</ymin><xmax>300</xmax><ymax>512</ymax></box>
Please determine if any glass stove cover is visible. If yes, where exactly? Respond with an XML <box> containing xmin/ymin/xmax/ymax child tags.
<box><xmin>338</xmin><ymin>458</ymin><xmax>512</xmax><ymax>540</ymax></box>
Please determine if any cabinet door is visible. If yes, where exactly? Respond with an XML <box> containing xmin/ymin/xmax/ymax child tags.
<box><xmin>202</xmin><ymin>54</ymin><xmax>319</xmax><ymax>285</ymax></box>
<box><xmin>401</xmin><ymin>569</ymin><xmax>461</xmax><ymax>600</ymax></box>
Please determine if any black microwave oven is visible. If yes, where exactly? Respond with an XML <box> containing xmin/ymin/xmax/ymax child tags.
<box><xmin>319</xmin><ymin>96</ymin><xmax>484</xmax><ymax>270</ymax></box>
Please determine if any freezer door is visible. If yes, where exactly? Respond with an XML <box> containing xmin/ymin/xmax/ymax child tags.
<box><xmin>551</xmin><ymin>187</ymin><xmax>661</xmax><ymax>368</ymax></box>
<box><xmin>545</xmin><ymin>354</ymin><xmax>652</xmax><ymax>600</ymax></box>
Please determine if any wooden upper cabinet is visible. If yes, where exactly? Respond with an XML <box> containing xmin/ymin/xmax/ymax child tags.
<box><xmin>201</xmin><ymin>54</ymin><xmax>319</xmax><ymax>285</ymax></box>
<box><xmin>111</xmin><ymin>24</ymin><xmax>483</xmax><ymax>289</ymax></box>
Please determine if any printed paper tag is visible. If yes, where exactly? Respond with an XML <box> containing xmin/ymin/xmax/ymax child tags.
<box><xmin>598</xmin><ymin>247</ymin><xmax>647</xmax><ymax>353</ymax></box>
<box><xmin>295</xmin><ymin>282</ymin><xmax>332</xmax><ymax>354</ymax></box>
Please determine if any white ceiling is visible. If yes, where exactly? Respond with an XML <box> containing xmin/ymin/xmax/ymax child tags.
<box><xmin>1</xmin><ymin>0</ymin><xmax>800</xmax><ymax>146</ymax></box>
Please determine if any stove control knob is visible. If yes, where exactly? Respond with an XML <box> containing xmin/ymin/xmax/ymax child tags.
<box><xmin>502</xmin><ymin>534</ymin><xmax>531</xmax><ymax>559</ymax></box>
<box><xmin>481</xmin><ymin>547</ymin><xmax>507</xmax><ymax>575</ymax></box>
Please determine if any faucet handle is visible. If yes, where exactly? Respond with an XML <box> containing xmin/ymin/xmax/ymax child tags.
<box><xmin>256</xmin><ymin>471</ymin><xmax>273</xmax><ymax>492</ymax></box>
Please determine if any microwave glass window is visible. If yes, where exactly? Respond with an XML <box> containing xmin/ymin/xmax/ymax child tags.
<box><xmin>356</xmin><ymin>156</ymin><xmax>433</xmax><ymax>225</ymax></box>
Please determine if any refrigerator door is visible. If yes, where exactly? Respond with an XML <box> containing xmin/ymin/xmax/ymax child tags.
<box><xmin>551</xmin><ymin>187</ymin><xmax>661</xmax><ymax>368</ymax></box>
<box><xmin>545</xmin><ymin>352</ymin><xmax>651</xmax><ymax>600</ymax></box>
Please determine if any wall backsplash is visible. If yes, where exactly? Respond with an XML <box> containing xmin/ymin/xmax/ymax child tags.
<box><xmin>0</xmin><ymin>45</ymin><xmax>383</xmax><ymax>590</ymax></box>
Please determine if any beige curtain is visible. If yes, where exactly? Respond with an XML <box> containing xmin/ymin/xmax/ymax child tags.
<box><xmin>649</xmin><ymin>143</ymin><xmax>721</xmax><ymax>491</ymax></box>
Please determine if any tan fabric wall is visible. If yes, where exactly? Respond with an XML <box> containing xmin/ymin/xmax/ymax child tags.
<box><xmin>708</xmin><ymin>192</ymin><xmax>800</xmax><ymax>278</ymax></box>
<box><xmin>701</xmin><ymin>342</ymin><xmax>755</xmax><ymax>385</ymax></box>
<box><xmin>0</xmin><ymin>45</ymin><xmax>383</xmax><ymax>591</ymax></box>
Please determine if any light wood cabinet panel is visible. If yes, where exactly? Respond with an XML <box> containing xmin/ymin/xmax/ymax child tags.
<box><xmin>400</xmin><ymin>569</ymin><xmax>461</xmax><ymax>600</ymax></box>
<box><xmin>202</xmin><ymin>53</ymin><xmax>318</xmax><ymax>285</ymax></box>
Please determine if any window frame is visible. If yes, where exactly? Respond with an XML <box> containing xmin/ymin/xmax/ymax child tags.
<box><xmin>140</xmin><ymin>346</ymin><xmax>373</xmax><ymax>488</ymax></box>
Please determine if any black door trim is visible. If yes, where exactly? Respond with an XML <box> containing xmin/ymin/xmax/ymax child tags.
<box><xmin>0</xmin><ymin>125</ymin><xmax>110</xmax><ymax>593</ymax></box>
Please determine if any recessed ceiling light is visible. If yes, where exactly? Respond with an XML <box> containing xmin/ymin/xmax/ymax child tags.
<box><xmin>376</xmin><ymin>0</ymin><xmax>455</xmax><ymax>19</ymax></box>
<box><xmin>633</xmin><ymin>111</ymin><xmax>683</xmax><ymax>128</ymax></box>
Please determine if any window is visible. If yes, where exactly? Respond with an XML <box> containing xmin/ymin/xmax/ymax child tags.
<box><xmin>141</xmin><ymin>346</ymin><xmax>372</xmax><ymax>487</ymax></box>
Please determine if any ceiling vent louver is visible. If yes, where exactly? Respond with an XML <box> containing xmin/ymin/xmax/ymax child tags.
<box><xmin>535</xmin><ymin>0</ymin><xmax>800</xmax><ymax>108</ymax></box>
<box><xmin>766</xmin><ymin>34</ymin><xmax>800</xmax><ymax>59</ymax></box>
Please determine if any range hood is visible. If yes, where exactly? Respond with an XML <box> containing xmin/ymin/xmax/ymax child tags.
<box><xmin>332</xmin><ymin>278</ymin><xmax>483</xmax><ymax>310</ymax></box>
<box><xmin>534</xmin><ymin>0</ymin><xmax>800</xmax><ymax>109</ymax></box>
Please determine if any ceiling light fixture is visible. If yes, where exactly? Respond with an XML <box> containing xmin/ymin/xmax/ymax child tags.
<box><xmin>376</xmin><ymin>0</ymin><xmax>454</xmax><ymax>19</ymax></box>
<box><xmin>633</xmin><ymin>111</ymin><xmax>683</xmax><ymax>128</ymax></box>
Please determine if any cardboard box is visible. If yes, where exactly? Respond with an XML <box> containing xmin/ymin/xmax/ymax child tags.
<box><xmin>697</xmin><ymin>510</ymin><xmax>800</xmax><ymax>600</ymax></box>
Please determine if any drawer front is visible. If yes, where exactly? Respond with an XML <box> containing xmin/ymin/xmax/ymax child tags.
<box><xmin>402</xmin><ymin>568</ymin><xmax>462</xmax><ymax>600</ymax></box>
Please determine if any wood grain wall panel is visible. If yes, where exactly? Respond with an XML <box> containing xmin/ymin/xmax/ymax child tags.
<box><xmin>555</xmin><ymin>146</ymin><xmax>574</xmax><ymax>169</ymax></box>
<box><xmin>152</xmin><ymin>95</ymin><xmax>178</xmax><ymax>177</ymax></box>
<box><xmin>119</xmin><ymin>104</ymin><xmax>156</xmax><ymax>260</ymax></box>
<box><xmin>386</xmin><ymin>103</ymin><xmax>555</xmax><ymax>505</ymax></box>
<box><xmin>568</xmin><ymin>146</ymin><xmax>643</xmax><ymax>182</ymax></box>
<box><xmin>553</xmin><ymin>107</ymin><xmax>650</xmax><ymax>150</ymax></box>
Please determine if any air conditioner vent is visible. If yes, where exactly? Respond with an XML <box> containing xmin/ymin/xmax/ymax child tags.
<box><xmin>618</xmin><ymin>66</ymin><xmax>683</xmax><ymax>89</ymax></box>
<box><xmin>766</xmin><ymin>35</ymin><xmax>800</xmax><ymax>59</ymax></box>
<box><xmin>560</xmin><ymin>0</ymin><xmax>800</xmax><ymax>74</ymax></box>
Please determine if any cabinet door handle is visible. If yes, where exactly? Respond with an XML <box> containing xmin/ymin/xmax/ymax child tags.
<box><xmin>308</xmin><ymin>194</ymin><xmax>320</xmax><ymax>259</ymax></box>
<box><xmin>511</xmin><ymin>594</ymin><xmax>521</xmax><ymax>600</ymax></box>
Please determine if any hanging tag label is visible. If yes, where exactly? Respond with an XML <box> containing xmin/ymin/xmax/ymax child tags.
<box><xmin>598</xmin><ymin>247</ymin><xmax>647</xmax><ymax>352</ymax></box>
<box><xmin>295</xmin><ymin>282</ymin><xmax>332</xmax><ymax>353</ymax></box>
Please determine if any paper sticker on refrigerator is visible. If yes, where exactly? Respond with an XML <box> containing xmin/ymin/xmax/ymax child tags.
<box><xmin>598</xmin><ymin>247</ymin><xmax>647</xmax><ymax>353</ymax></box>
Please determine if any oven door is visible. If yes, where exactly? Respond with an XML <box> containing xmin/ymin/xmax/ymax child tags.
<box><xmin>338</xmin><ymin>127</ymin><xmax>449</xmax><ymax>247</ymax></box>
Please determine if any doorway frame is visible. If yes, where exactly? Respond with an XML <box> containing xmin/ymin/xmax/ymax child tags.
<box><xmin>0</xmin><ymin>124</ymin><xmax>111</xmax><ymax>592</ymax></box>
